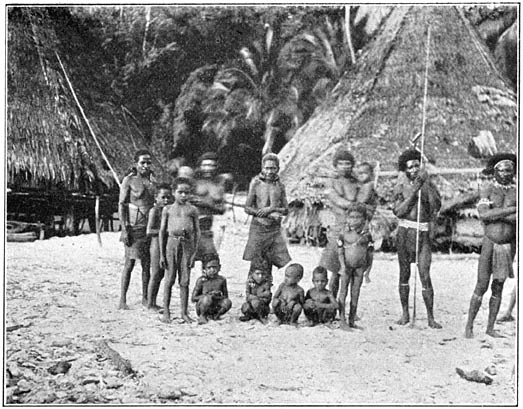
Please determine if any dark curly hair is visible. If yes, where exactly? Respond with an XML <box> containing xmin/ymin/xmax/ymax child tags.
<box><xmin>332</xmin><ymin>148</ymin><xmax>355</xmax><ymax>167</ymax></box>
<box><xmin>397</xmin><ymin>149</ymin><xmax>421</xmax><ymax>172</ymax></box>
<box><xmin>482</xmin><ymin>152</ymin><xmax>517</xmax><ymax>175</ymax></box>
<box><xmin>202</xmin><ymin>253</ymin><xmax>220</xmax><ymax>267</ymax></box>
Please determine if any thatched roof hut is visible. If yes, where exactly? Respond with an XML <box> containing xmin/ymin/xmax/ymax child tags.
<box><xmin>278</xmin><ymin>6</ymin><xmax>517</xmax><ymax>202</ymax></box>
<box><xmin>7</xmin><ymin>8</ymin><xmax>161</xmax><ymax>193</ymax></box>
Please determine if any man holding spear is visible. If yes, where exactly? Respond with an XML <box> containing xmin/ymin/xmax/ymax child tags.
<box><xmin>393</xmin><ymin>149</ymin><xmax>442</xmax><ymax>329</ymax></box>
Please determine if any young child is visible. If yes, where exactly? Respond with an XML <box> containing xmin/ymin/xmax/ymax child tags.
<box><xmin>159</xmin><ymin>177</ymin><xmax>200</xmax><ymax>324</ymax></box>
<box><xmin>240</xmin><ymin>260</ymin><xmax>272</xmax><ymax>324</ymax></box>
<box><xmin>272</xmin><ymin>263</ymin><xmax>305</xmax><ymax>326</ymax></box>
<box><xmin>146</xmin><ymin>183</ymin><xmax>172</xmax><ymax>310</ymax></box>
<box><xmin>337</xmin><ymin>203</ymin><xmax>373</xmax><ymax>330</ymax></box>
<box><xmin>303</xmin><ymin>266</ymin><xmax>338</xmax><ymax>326</ymax></box>
<box><xmin>356</xmin><ymin>162</ymin><xmax>377</xmax><ymax>284</ymax></box>
<box><xmin>191</xmin><ymin>253</ymin><xmax>232</xmax><ymax>324</ymax></box>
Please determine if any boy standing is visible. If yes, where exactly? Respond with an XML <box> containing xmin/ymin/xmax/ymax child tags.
<box><xmin>393</xmin><ymin>149</ymin><xmax>441</xmax><ymax>329</ymax></box>
<box><xmin>303</xmin><ymin>266</ymin><xmax>338</xmax><ymax>326</ymax></box>
<box><xmin>337</xmin><ymin>204</ymin><xmax>374</xmax><ymax>329</ymax></box>
<box><xmin>272</xmin><ymin>263</ymin><xmax>305</xmax><ymax>326</ymax></box>
<box><xmin>146</xmin><ymin>184</ymin><xmax>172</xmax><ymax>310</ymax></box>
<box><xmin>243</xmin><ymin>153</ymin><xmax>291</xmax><ymax>283</ymax></box>
<box><xmin>159</xmin><ymin>177</ymin><xmax>200</xmax><ymax>323</ymax></box>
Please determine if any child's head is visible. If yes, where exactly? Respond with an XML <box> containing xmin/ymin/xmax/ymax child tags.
<box><xmin>356</xmin><ymin>162</ymin><xmax>374</xmax><ymax>184</ymax></box>
<box><xmin>155</xmin><ymin>183</ymin><xmax>172</xmax><ymax>206</ymax></box>
<box><xmin>346</xmin><ymin>203</ymin><xmax>367</xmax><ymax>230</ymax></box>
<box><xmin>202</xmin><ymin>253</ymin><xmax>221</xmax><ymax>277</ymax></box>
<box><xmin>252</xmin><ymin>268</ymin><xmax>267</xmax><ymax>285</ymax></box>
<box><xmin>172</xmin><ymin>177</ymin><xmax>193</xmax><ymax>204</ymax></box>
<box><xmin>250</xmin><ymin>256</ymin><xmax>270</xmax><ymax>284</ymax></box>
<box><xmin>312</xmin><ymin>266</ymin><xmax>328</xmax><ymax>291</ymax></box>
<box><xmin>284</xmin><ymin>263</ymin><xmax>304</xmax><ymax>285</ymax></box>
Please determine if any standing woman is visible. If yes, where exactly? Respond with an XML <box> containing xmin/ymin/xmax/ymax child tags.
<box><xmin>118</xmin><ymin>149</ymin><xmax>155</xmax><ymax>310</ymax></box>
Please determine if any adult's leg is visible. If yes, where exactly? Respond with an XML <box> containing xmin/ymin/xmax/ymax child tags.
<box><xmin>486</xmin><ymin>279</ymin><xmax>505</xmax><ymax>338</ymax></box>
<box><xmin>118</xmin><ymin>257</ymin><xmax>135</xmax><ymax>310</ymax></box>
<box><xmin>465</xmin><ymin>237</ymin><xmax>493</xmax><ymax>338</ymax></box>
<box><xmin>418</xmin><ymin>235</ymin><xmax>441</xmax><ymax>329</ymax></box>
<box><xmin>396</xmin><ymin>228</ymin><xmax>411</xmax><ymax>325</ymax></box>
<box><xmin>140</xmin><ymin>256</ymin><xmax>151</xmax><ymax>306</ymax></box>
<box><xmin>498</xmin><ymin>285</ymin><xmax>516</xmax><ymax>322</ymax></box>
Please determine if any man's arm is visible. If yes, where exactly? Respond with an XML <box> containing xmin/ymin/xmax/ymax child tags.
<box><xmin>270</xmin><ymin>182</ymin><xmax>289</xmax><ymax>216</ymax></box>
<box><xmin>118</xmin><ymin>177</ymin><xmax>132</xmax><ymax>245</ymax></box>
<box><xmin>426</xmin><ymin>180</ymin><xmax>442</xmax><ymax>217</ymax></box>
<box><xmin>244</xmin><ymin>178</ymin><xmax>259</xmax><ymax>216</ymax></box>
<box><xmin>477</xmin><ymin>184</ymin><xmax>517</xmax><ymax>222</ymax></box>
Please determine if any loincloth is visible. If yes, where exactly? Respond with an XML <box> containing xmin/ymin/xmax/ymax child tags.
<box><xmin>195</xmin><ymin>230</ymin><xmax>217</xmax><ymax>261</ymax></box>
<box><xmin>166</xmin><ymin>236</ymin><xmax>194</xmax><ymax>287</ymax></box>
<box><xmin>491</xmin><ymin>239</ymin><xmax>514</xmax><ymax>280</ymax></box>
<box><xmin>243</xmin><ymin>220</ymin><xmax>291</xmax><ymax>268</ymax></box>
<box><xmin>121</xmin><ymin>225</ymin><xmax>150</xmax><ymax>260</ymax></box>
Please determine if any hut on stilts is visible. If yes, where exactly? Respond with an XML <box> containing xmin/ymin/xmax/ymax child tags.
<box><xmin>277</xmin><ymin>6</ymin><xmax>517</xmax><ymax>252</ymax></box>
<box><xmin>7</xmin><ymin>8</ymin><xmax>163</xmax><ymax>239</ymax></box>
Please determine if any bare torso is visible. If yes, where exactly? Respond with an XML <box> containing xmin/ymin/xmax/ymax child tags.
<box><xmin>119</xmin><ymin>175</ymin><xmax>155</xmax><ymax>226</ymax></box>
<box><xmin>277</xmin><ymin>284</ymin><xmax>304</xmax><ymax>304</ymax></box>
<box><xmin>328</xmin><ymin>176</ymin><xmax>359</xmax><ymax>222</ymax></box>
<box><xmin>341</xmin><ymin>229</ymin><xmax>370</xmax><ymax>268</ymax></box>
<box><xmin>480</xmin><ymin>182</ymin><xmax>517</xmax><ymax>244</ymax></box>
<box><xmin>164</xmin><ymin>203</ymin><xmax>198</xmax><ymax>237</ymax></box>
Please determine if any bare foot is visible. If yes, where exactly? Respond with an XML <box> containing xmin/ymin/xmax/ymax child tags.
<box><xmin>258</xmin><ymin>317</ymin><xmax>268</xmax><ymax>325</ymax></box>
<box><xmin>118</xmin><ymin>302</ymin><xmax>130</xmax><ymax>310</ymax></box>
<box><xmin>181</xmin><ymin>314</ymin><xmax>193</xmax><ymax>323</ymax></box>
<box><xmin>198</xmin><ymin>316</ymin><xmax>208</xmax><ymax>325</ymax></box>
<box><xmin>486</xmin><ymin>329</ymin><xmax>505</xmax><ymax>338</ymax></box>
<box><xmin>160</xmin><ymin>315</ymin><xmax>171</xmax><ymax>324</ymax></box>
<box><xmin>291</xmin><ymin>322</ymin><xmax>299</xmax><ymax>328</ymax></box>
<box><xmin>147</xmin><ymin>304</ymin><xmax>162</xmax><ymax>311</ymax></box>
<box><xmin>305</xmin><ymin>320</ymin><xmax>315</xmax><ymax>327</ymax></box>
<box><xmin>396</xmin><ymin>315</ymin><xmax>409</xmax><ymax>325</ymax></box>
<box><xmin>340</xmin><ymin>321</ymin><xmax>352</xmax><ymax>332</ymax></box>
<box><xmin>464</xmin><ymin>326</ymin><xmax>474</xmax><ymax>338</ymax></box>
<box><xmin>497</xmin><ymin>315</ymin><xmax>515</xmax><ymax>323</ymax></box>
<box><xmin>142</xmin><ymin>298</ymin><xmax>148</xmax><ymax>307</ymax></box>
<box><xmin>428</xmin><ymin>319</ymin><xmax>442</xmax><ymax>329</ymax></box>
<box><xmin>239</xmin><ymin>315</ymin><xmax>250</xmax><ymax>322</ymax></box>
<box><xmin>354</xmin><ymin>314</ymin><xmax>361</xmax><ymax>321</ymax></box>
<box><xmin>364</xmin><ymin>276</ymin><xmax>371</xmax><ymax>284</ymax></box>
<box><xmin>349</xmin><ymin>322</ymin><xmax>363</xmax><ymax>330</ymax></box>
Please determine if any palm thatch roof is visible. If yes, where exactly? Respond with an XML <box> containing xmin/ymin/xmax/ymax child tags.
<box><xmin>7</xmin><ymin>8</ymin><xmax>161</xmax><ymax>192</ymax></box>
<box><xmin>278</xmin><ymin>6</ymin><xmax>517</xmax><ymax>202</ymax></box>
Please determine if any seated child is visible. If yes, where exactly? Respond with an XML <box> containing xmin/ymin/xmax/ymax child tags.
<box><xmin>191</xmin><ymin>253</ymin><xmax>232</xmax><ymax>324</ymax></box>
<box><xmin>146</xmin><ymin>183</ymin><xmax>172</xmax><ymax>310</ymax></box>
<box><xmin>337</xmin><ymin>203</ymin><xmax>373</xmax><ymax>330</ymax></box>
<box><xmin>356</xmin><ymin>161</ymin><xmax>377</xmax><ymax>284</ymax></box>
<box><xmin>272</xmin><ymin>263</ymin><xmax>305</xmax><ymax>326</ymax></box>
<box><xmin>303</xmin><ymin>266</ymin><xmax>338</xmax><ymax>326</ymax></box>
<box><xmin>240</xmin><ymin>263</ymin><xmax>272</xmax><ymax>324</ymax></box>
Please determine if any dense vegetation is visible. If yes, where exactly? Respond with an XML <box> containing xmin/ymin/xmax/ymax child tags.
<box><xmin>9</xmin><ymin>6</ymin><xmax>517</xmax><ymax>186</ymax></box>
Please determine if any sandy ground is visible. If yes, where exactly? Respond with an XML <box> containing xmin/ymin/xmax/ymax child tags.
<box><xmin>4</xmin><ymin>211</ymin><xmax>517</xmax><ymax>405</ymax></box>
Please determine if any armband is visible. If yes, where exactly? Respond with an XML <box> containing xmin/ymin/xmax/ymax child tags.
<box><xmin>476</xmin><ymin>198</ymin><xmax>492</xmax><ymax>208</ymax></box>
<box><xmin>337</xmin><ymin>239</ymin><xmax>344</xmax><ymax>248</ymax></box>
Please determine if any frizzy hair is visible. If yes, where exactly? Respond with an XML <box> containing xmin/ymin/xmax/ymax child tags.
<box><xmin>397</xmin><ymin>149</ymin><xmax>421</xmax><ymax>172</ymax></box>
<box><xmin>134</xmin><ymin>149</ymin><xmax>152</xmax><ymax>162</ymax></box>
<box><xmin>172</xmin><ymin>176</ymin><xmax>194</xmax><ymax>190</ymax></box>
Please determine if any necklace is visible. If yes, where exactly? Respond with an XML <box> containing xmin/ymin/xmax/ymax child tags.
<box><xmin>492</xmin><ymin>180</ymin><xmax>515</xmax><ymax>190</ymax></box>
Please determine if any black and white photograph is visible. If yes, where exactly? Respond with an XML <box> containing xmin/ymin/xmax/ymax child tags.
<box><xmin>4</xmin><ymin>3</ymin><xmax>518</xmax><ymax>405</ymax></box>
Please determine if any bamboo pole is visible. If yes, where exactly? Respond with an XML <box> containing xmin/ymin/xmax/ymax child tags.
<box><xmin>55</xmin><ymin>52</ymin><xmax>121</xmax><ymax>188</ymax></box>
<box><xmin>95</xmin><ymin>196</ymin><xmax>102</xmax><ymax>247</ymax></box>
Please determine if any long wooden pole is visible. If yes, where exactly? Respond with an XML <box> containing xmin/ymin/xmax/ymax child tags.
<box><xmin>55</xmin><ymin>52</ymin><xmax>121</xmax><ymax>188</ymax></box>
<box><xmin>411</xmin><ymin>26</ymin><xmax>431</xmax><ymax>328</ymax></box>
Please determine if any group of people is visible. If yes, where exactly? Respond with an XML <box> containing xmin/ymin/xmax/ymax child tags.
<box><xmin>116</xmin><ymin>147</ymin><xmax>517</xmax><ymax>337</ymax></box>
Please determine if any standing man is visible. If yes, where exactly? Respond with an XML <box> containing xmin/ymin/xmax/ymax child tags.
<box><xmin>465</xmin><ymin>153</ymin><xmax>517</xmax><ymax>338</ymax></box>
<box><xmin>192</xmin><ymin>152</ymin><xmax>226</xmax><ymax>261</ymax></box>
<box><xmin>319</xmin><ymin>148</ymin><xmax>359</xmax><ymax>298</ymax></box>
<box><xmin>393</xmin><ymin>149</ymin><xmax>442</xmax><ymax>328</ymax></box>
<box><xmin>118</xmin><ymin>149</ymin><xmax>155</xmax><ymax>310</ymax></box>
<box><xmin>243</xmin><ymin>153</ymin><xmax>291</xmax><ymax>284</ymax></box>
